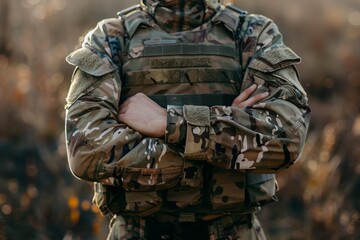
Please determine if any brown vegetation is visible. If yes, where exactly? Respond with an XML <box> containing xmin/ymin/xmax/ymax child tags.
<box><xmin>0</xmin><ymin>0</ymin><xmax>359</xmax><ymax>239</ymax></box>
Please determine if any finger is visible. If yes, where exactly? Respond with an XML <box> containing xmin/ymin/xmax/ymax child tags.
<box><xmin>129</xmin><ymin>93</ymin><xmax>158</xmax><ymax>109</ymax></box>
<box><xmin>118</xmin><ymin>111</ymin><xmax>133</xmax><ymax>124</ymax></box>
<box><xmin>119</xmin><ymin>96</ymin><xmax>132</xmax><ymax>109</ymax></box>
<box><xmin>119</xmin><ymin>94</ymin><xmax>140</xmax><ymax>112</ymax></box>
<box><xmin>117</xmin><ymin>113</ymin><xmax>126</xmax><ymax>122</ymax></box>
<box><xmin>133</xmin><ymin>92</ymin><xmax>152</xmax><ymax>104</ymax></box>
<box><xmin>232</xmin><ymin>84</ymin><xmax>257</xmax><ymax>105</ymax></box>
<box><xmin>118</xmin><ymin>102</ymin><xmax>130</xmax><ymax>114</ymax></box>
<box><xmin>236</xmin><ymin>92</ymin><xmax>269</xmax><ymax>108</ymax></box>
<box><xmin>139</xmin><ymin>93</ymin><xmax>162</xmax><ymax>107</ymax></box>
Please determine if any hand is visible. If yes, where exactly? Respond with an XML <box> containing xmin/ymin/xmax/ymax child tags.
<box><xmin>232</xmin><ymin>84</ymin><xmax>269</xmax><ymax>108</ymax></box>
<box><xmin>118</xmin><ymin>86</ymin><xmax>268</xmax><ymax>137</ymax></box>
<box><xmin>118</xmin><ymin>93</ymin><xmax>167</xmax><ymax>138</ymax></box>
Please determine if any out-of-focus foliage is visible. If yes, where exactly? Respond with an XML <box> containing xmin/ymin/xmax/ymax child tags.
<box><xmin>234</xmin><ymin>1</ymin><xmax>360</xmax><ymax>239</ymax></box>
<box><xmin>0</xmin><ymin>0</ymin><xmax>359</xmax><ymax>239</ymax></box>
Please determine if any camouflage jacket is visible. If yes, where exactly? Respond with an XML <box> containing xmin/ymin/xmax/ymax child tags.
<box><xmin>65</xmin><ymin>1</ymin><xmax>311</xmax><ymax>216</ymax></box>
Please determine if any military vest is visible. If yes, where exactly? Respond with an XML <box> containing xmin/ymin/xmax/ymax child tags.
<box><xmin>93</xmin><ymin>5</ymin><xmax>278</xmax><ymax>217</ymax></box>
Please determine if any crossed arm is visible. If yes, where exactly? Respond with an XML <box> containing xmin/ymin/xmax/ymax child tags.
<box><xmin>118</xmin><ymin>84</ymin><xmax>269</xmax><ymax>138</ymax></box>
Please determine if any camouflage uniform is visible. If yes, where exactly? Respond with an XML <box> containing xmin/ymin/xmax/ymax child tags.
<box><xmin>65</xmin><ymin>0</ymin><xmax>311</xmax><ymax>239</ymax></box>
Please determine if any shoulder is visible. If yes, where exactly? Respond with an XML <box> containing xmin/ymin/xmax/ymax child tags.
<box><xmin>242</xmin><ymin>13</ymin><xmax>277</xmax><ymax>36</ymax></box>
<box><xmin>66</xmin><ymin>17</ymin><xmax>125</xmax><ymax>74</ymax></box>
<box><xmin>215</xmin><ymin>6</ymin><xmax>278</xmax><ymax>40</ymax></box>
<box><xmin>240</xmin><ymin>13</ymin><xmax>284</xmax><ymax>52</ymax></box>
<box><xmin>97</xmin><ymin>18</ymin><xmax>125</xmax><ymax>38</ymax></box>
<box><xmin>65</xmin><ymin>17</ymin><xmax>124</xmax><ymax>79</ymax></box>
<box><xmin>82</xmin><ymin>18</ymin><xmax>125</xmax><ymax>55</ymax></box>
<box><xmin>245</xmin><ymin>13</ymin><xmax>271</xmax><ymax>25</ymax></box>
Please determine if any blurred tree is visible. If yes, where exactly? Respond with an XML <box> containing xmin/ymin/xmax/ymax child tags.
<box><xmin>0</xmin><ymin>0</ymin><xmax>10</xmax><ymax>57</ymax></box>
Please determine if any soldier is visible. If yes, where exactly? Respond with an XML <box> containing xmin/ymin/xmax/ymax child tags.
<box><xmin>65</xmin><ymin>0</ymin><xmax>311</xmax><ymax>239</ymax></box>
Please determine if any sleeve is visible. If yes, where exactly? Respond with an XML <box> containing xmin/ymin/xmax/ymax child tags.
<box><xmin>164</xmin><ymin>15</ymin><xmax>311</xmax><ymax>173</ymax></box>
<box><xmin>65</xmin><ymin>19</ymin><xmax>184</xmax><ymax>188</ymax></box>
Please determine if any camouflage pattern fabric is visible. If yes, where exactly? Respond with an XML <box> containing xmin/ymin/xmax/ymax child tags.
<box><xmin>107</xmin><ymin>215</ymin><xmax>145</xmax><ymax>240</ymax></box>
<box><xmin>65</xmin><ymin>0</ymin><xmax>310</xmax><ymax>226</ymax></box>
<box><xmin>141</xmin><ymin>0</ymin><xmax>217</xmax><ymax>32</ymax></box>
<box><xmin>208</xmin><ymin>213</ymin><xmax>266</xmax><ymax>240</ymax></box>
<box><xmin>106</xmin><ymin>213</ymin><xmax>266</xmax><ymax>240</ymax></box>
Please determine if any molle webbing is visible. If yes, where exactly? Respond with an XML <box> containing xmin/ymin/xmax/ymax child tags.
<box><xmin>151</xmin><ymin>57</ymin><xmax>212</xmax><ymax>68</ymax></box>
<box><xmin>142</xmin><ymin>43</ymin><xmax>236</xmax><ymax>58</ymax></box>
<box><xmin>125</xmin><ymin>68</ymin><xmax>240</xmax><ymax>86</ymax></box>
<box><xmin>149</xmin><ymin>93</ymin><xmax>236</xmax><ymax>107</ymax></box>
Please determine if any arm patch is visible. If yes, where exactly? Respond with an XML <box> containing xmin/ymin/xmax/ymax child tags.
<box><xmin>248</xmin><ymin>44</ymin><xmax>301</xmax><ymax>73</ymax></box>
<box><xmin>65</xmin><ymin>47</ymin><xmax>119</xmax><ymax>108</ymax></box>
<box><xmin>66</xmin><ymin>47</ymin><xmax>117</xmax><ymax>76</ymax></box>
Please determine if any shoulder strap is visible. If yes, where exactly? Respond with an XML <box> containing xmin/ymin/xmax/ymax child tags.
<box><xmin>211</xmin><ymin>4</ymin><xmax>247</xmax><ymax>63</ymax></box>
<box><xmin>115</xmin><ymin>5</ymin><xmax>155</xmax><ymax>88</ymax></box>
<box><xmin>212</xmin><ymin>5</ymin><xmax>247</xmax><ymax>37</ymax></box>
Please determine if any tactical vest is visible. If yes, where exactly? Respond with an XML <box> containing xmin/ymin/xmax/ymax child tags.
<box><xmin>93</xmin><ymin>5</ymin><xmax>278</xmax><ymax>217</ymax></box>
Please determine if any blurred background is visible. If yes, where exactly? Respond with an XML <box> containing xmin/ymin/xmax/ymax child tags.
<box><xmin>0</xmin><ymin>0</ymin><xmax>359</xmax><ymax>239</ymax></box>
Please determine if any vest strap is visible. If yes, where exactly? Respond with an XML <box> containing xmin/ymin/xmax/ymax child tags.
<box><xmin>149</xmin><ymin>93</ymin><xmax>236</xmax><ymax>107</ymax></box>
<box><xmin>142</xmin><ymin>43</ymin><xmax>236</xmax><ymax>58</ymax></box>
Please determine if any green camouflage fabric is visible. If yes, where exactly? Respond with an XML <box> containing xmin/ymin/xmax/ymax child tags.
<box><xmin>65</xmin><ymin>1</ymin><xmax>311</xmax><ymax>218</ymax></box>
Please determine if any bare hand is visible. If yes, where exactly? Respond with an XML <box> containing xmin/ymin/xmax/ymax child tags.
<box><xmin>118</xmin><ymin>86</ymin><xmax>268</xmax><ymax>137</ymax></box>
<box><xmin>232</xmin><ymin>84</ymin><xmax>269</xmax><ymax>108</ymax></box>
<box><xmin>118</xmin><ymin>93</ymin><xmax>167</xmax><ymax>138</ymax></box>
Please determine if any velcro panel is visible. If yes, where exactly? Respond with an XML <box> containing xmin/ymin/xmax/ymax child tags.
<box><xmin>66</xmin><ymin>47</ymin><xmax>117</xmax><ymax>76</ymax></box>
<box><xmin>248</xmin><ymin>44</ymin><xmax>301</xmax><ymax>73</ymax></box>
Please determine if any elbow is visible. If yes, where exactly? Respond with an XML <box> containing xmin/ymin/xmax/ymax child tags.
<box><xmin>68</xmin><ymin>157</ymin><xmax>86</xmax><ymax>181</ymax></box>
<box><xmin>289</xmin><ymin>141</ymin><xmax>304</xmax><ymax>166</ymax></box>
<box><xmin>65</xmin><ymin>128</ymin><xmax>103</xmax><ymax>182</ymax></box>
<box><xmin>281</xmin><ymin>128</ymin><xmax>308</xmax><ymax>169</ymax></box>
<box><xmin>281</xmin><ymin>109</ymin><xmax>311</xmax><ymax>169</ymax></box>
<box><xmin>66</xmin><ymin>146</ymin><xmax>99</xmax><ymax>182</ymax></box>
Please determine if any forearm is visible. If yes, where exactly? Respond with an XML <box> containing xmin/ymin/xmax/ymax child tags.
<box><xmin>65</xmin><ymin>71</ymin><xmax>143</xmax><ymax>183</ymax></box>
<box><xmin>165</xmin><ymin>100</ymin><xmax>309</xmax><ymax>172</ymax></box>
<box><xmin>209</xmin><ymin>97</ymin><xmax>309</xmax><ymax>172</ymax></box>
<box><xmin>65</xmin><ymin>71</ymin><xmax>184</xmax><ymax>190</ymax></box>
<box><xmin>165</xmin><ymin>67</ymin><xmax>310</xmax><ymax>173</ymax></box>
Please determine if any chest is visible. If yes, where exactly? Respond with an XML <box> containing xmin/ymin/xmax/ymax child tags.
<box><xmin>121</xmin><ymin>22</ymin><xmax>243</xmax><ymax>99</ymax></box>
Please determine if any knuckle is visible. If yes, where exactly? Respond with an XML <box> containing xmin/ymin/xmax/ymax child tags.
<box><xmin>134</xmin><ymin>92</ymin><xmax>146</xmax><ymax>98</ymax></box>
